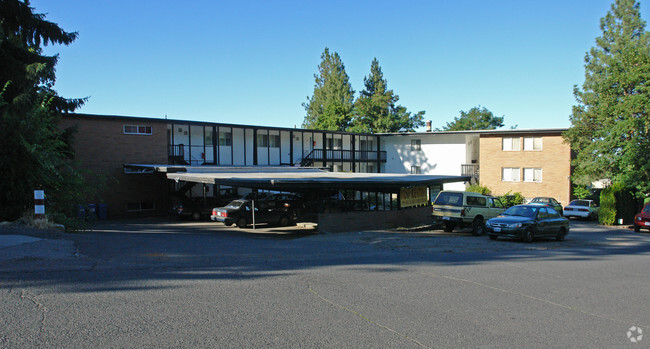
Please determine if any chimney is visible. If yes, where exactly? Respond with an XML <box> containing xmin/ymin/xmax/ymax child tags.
<box><xmin>426</xmin><ymin>120</ymin><xmax>432</xmax><ymax>132</ymax></box>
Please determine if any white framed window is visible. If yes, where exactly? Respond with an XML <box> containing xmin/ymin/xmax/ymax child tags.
<box><xmin>411</xmin><ymin>166</ymin><xmax>421</xmax><ymax>174</ymax></box>
<box><xmin>257</xmin><ymin>134</ymin><xmax>269</xmax><ymax>147</ymax></box>
<box><xmin>502</xmin><ymin>137</ymin><xmax>520</xmax><ymax>151</ymax></box>
<box><xmin>269</xmin><ymin>134</ymin><xmax>281</xmax><ymax>148</ymax></box>
<box><xmin>123</xmin><ymin>125</ymin><xmax>152</xmax><ymax>135</ymax></box>
<box><xmin>523</xmin><ymin>137</ymin><xmax>543</xmax><ymax>151</ymax></box>
<box><xmin>502</xmin><ymin>167</ymin><xmax>520</xmax><ymax>182</ymax></box>
<box><xmin>219</xmin><ymin>131</ymin><xmax>232</xmax><ymax>146</ymax></box>
<box><xmin>411</xmin><ymin>139</ymin><xmax>421</xmax><ymax>151</ymax></box>
<box><xmin>523</xmin><ymin>168</ymin><xmax>543</xmax><ymax>182</ymax></box>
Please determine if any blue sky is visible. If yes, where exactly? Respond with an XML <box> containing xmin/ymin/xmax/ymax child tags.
<box><xmin>33</xmin><ymin>0</ymin><xmax>649</xmax><ymax>130</ymax></box>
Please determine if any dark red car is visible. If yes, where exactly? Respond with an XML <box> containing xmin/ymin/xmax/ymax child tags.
<box><xmin>634</xmin><ymin>203</ymin><xmax>650</xmax><ymax>232</ymax></box>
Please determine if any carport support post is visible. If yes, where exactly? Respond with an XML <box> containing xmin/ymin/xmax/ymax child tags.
<box><xmin>252</xmin><ymin>200</ymin><xmax>256</xmax><ymax>229</ymax></box>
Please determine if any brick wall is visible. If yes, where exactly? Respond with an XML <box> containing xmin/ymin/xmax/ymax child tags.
<box><xmin>60</xmin><ymin>115</ymin><xmax>170</xmax><ymax>218</ymax></box>
<box><xmin>479</xmin><ymin>133</ymin><xmax>572</xmax><ymax>206</ymax></box>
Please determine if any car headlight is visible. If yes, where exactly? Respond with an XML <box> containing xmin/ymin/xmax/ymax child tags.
<box><xmin>508</xmin><ymin>223</ymin><xmax>523</xmax><ymax>228</ymax></box>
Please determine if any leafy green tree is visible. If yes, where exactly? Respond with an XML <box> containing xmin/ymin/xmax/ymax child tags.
<box><xmin>302</xmin><ymin>48</ymin><xmax>355</xmax><ymax>131</ymax></box>
<box><xmin>0</xmin><ymin>0</ymin><xmax>88</xmax><ymax>221</ymax></box>
<box><xmin>350</xmin><ymin>58</ymin><xmax>425</xmax><ymax>133</ymax></box>
<box><xmin>441</xmin><ymin>106</ymin><xmax>504</xmax><ymax>131</ymax></box>
<box><xmin>563</xmin><ymin>0</ymin><xmax>650</xmax><ymax>197</ymax></box>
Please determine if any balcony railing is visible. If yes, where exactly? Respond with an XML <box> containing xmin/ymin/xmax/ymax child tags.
<box><xmin>462</xmin><ymin>164</ymin><xmax>479</xmax><ymax>182</ymax></box>
<box><xmin>301</xmin><ymin>149</ymin><xmax>387</xmax><ymax>164</ymax></box>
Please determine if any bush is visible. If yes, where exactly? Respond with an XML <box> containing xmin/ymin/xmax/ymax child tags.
<box><xmin>599</xmin><ymin>184</ymin><xmax>620</xmax><ymax>225</ymax></box>
<box><xmin>466</xmin><ymin>184</ymin><xmax>491</xmax><ymax>195</ymax></box>
<box><xmin>500</xmin><ymin>191</ymin><xmax>524</xmax><ymax>207</ymax></box>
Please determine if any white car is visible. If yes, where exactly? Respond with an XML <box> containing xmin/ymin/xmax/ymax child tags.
<box><xmin>563</xmin><ymin>199</ymin><xmax>599</xmax><ymax>220</ymax></box>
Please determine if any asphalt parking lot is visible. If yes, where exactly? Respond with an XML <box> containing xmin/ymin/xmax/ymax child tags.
<box><xmin>1</xmin><ymin>218</ymin><xmax>649</xmax><ymax>348</ymax></box>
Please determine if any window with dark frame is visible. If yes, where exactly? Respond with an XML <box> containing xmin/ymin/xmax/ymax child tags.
<box><xmin>123</xmin><ymin>125</ymin><xmax>152</xmax><ymax>135</ymax></box>
<box><xmin>411</xmin><ymin>139</ymin><xmax>421</xmax><ymax>151</ymax></box>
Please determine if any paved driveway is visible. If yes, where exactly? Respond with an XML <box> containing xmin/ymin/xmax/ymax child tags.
<box><xmin>1</xmin><ymin>218</ymin><xmax>649</xmax><ymax>348</ymax></box>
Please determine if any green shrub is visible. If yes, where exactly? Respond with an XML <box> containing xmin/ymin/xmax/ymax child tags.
<box><xmin>573</xmin><ymin>185</ymin><xmax>591</xmax><ymax>199</ymax></box>
<box><xmin>500</xmin><ymin>191</ymin><xmax>524</xmax><ymax>207</ymax></box>
<box><xmin>599</xmin><ymin>184</ymin><xmax>620</xmax><ymax>225</ymax></box>
<box><xmin>466</xmin><ymin>184</ymin><xmax>491</xmax><ymax>195</ymax></box>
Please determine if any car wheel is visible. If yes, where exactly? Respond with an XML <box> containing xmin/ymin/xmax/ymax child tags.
<box><xmin>192</xmin><ymin>211</ymin><xmax>201</xmax><ymax>221</ymax></box>
<box><xmin>443</xmin><ymin>221</ymin><xmax>454</xmax><ymax>232</ymax></box>
<box><xmin>471</xmin><ymin>217</ymin><xmax>485</xmax><ymax>236</ymax></box>
<box><xmin>521</xmin><ymin>228</ymin><xmax>534</xmax><ymax>243</ymax></box>
<box><xmin>556</xmin><ymin>227</ymin><xmax>567</xmax><ymax>241</ymax></box>
<box><xmin>224</xmin><ymin>222</ymin><xmax>233</xmax><ymax>227</ymax></box>
<box><xmin>236</xmin><ymin>218</ymin><xmax>247</xmax><ymax>228</ymax></box>
<box><xmin>489</xmin><ymin>234</ymin><xmax>498</xmax><ymax>240</ymax></box>
<box><xmin>278</xmin><ymin>216</ymin><xmax>290</xmax><ymax>227</ymax></box>
<box><xmin>635</xmin><ymin>225</ymin><xmax>641</xmax><ymax>233</ymax></box>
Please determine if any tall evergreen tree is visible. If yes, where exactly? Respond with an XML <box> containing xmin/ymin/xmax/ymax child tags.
<box><xmin>441</xmin><ymin>106</ymin><xmax>504</xmax><ymax>131</ymax></box>
<box><xmin>0</xmin><ymin>0</ymin><xmax>87</xmax><ymax>221</ymax></box>
<box><xmin>563</xmin><ymin>0</ymin><xmax>650</xmax><ymax>195</ymax></box>
<box><xmin>350</xmin><ymin>58</ymin><xmax>425</xmax><ymax>133</ymax></box>
<box><xmin>302</xmin><ymin>48</ymin><xmax>355</xmax><ymax>131</ymax></box>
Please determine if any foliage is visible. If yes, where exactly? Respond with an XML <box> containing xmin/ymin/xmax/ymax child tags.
<box><xmin>573</xmin><ymin>185</ymin><xmax>593</xmax><ymax>199</ymax></box>
<box><xmin>302</xmin><ymin>48</ymin><xmax>355</xmax><ymax>131</ymax></box>
<box><xmin>499</xmin><ymin>191</ymin><xmax>524</xmax><ymax>208</ymax></box>
<box><xmin>0</xmin><ymin>0</ymin><xmax>89</xmax><ymax>223</ymax></box>
<box><xmin>599</xmin><ymin>184</ymin><xmax>619</xmax><ymax>225</ymax></box>
<box><xmin>563</xmin><ymin>0</ymin><xmax>650</xmax><ymax>198</ymax></box>
<box><xmin>349</xmin><ymin>58</ymin><xmax>425</xmax><ymax>133</ymax></box>
<box><xmin>441</xmin><ymin>106</ymin><xmax>504</xmax><ymax>131</ymax></box>
<box><xmin>466</xmin><ymin>184</ymin><xmax>491</xmax><ymax>195</ymax></box>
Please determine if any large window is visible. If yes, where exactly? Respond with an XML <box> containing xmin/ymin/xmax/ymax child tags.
<box><xmin>502</xmin><ymin>137</ymin><xmax>520</xmax><ymax>151</ymax></box>
<box><xmin>502</xmin><ymin>167</ymin><xmax>520</xmax><ymax>182</ymax></box>
<box><xmin>257</xmin><ymin>134</ymin><xmax>281</xmax><ymax>148</ymax></box>
<box><xmin>411</xmin><ymin>166</ymin><xmax>421</xmax><ymax>174</ymax></box>
<box><xmin>523</xmin><ymin>168</ymin><xmax>543</xmax><ymax>182</ymax></box>
<box><xmin>523</xmin><ymin>137</ymin><xmax>542</xmax><ymax>151</ymax></box>
<box><xmin>269</xmin><ymin>134</ymin><xmax>281</xmax><ymax>148</ymax></box>
<box><xmin>123</xmin><ymin>125</ymin><xmax>152</xmax><ymax>135</ymax></box>
<box><xmin>411</xmin><ymin>139</ymin><xmax>421</xmax><ymax>151</ymax></box>
<box><xmin>219</xmin><ymin>131</ymin><xmax>232</xmax><ymax>146</ymax></box>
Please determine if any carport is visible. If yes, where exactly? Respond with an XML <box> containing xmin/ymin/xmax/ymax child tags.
<box><xmin>124</xmin><ymin>164</ymin><xmax>470</xmax><ymax>232</ymax></box>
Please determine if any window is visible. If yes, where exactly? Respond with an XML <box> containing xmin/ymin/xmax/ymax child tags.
<box><xmin>502</xmin><ymin>167</ymin><xmax>520</xmax><ymax>182</ymax></box>
<box><xmin>257</xmin><ymin>134</ymin><xmax>269</xmax><ymax>147</ymax></box>
<box><xmin>523</xmin><ymin>168</ymin><xmax>543</xmax><ymax>182</ymax></box>
<box><xmin>411</xmin><ymin>166</ymin><xmax>421</xmax><ymax>174</ymax></box>
<box><xmin>219</xmin><ymin>131</ymin><xmax>232</xmax><ymax>146</ymax></box>
<box><xmin>502</xmin><ymin>137</ymin><xmax>520</xmax><ymax>151</ymax></box>
<box><xmin>327</xmin><ymin>138</ymin><xmax>343</xmax><ymax>150</ymax></box>
<box><xmin>269</xmin><ymin>134</ymin><xmax>281</xmax><ymax>148</ymax></box>
<box><xmin>411</xmin><ymin>139</ymin><xmax>421</xmax><ymax>151</ymax></box>
<box><xmin>205</xmin><ymin>130</ymin><xmax>214</xmax><ymax>146</ymax></box>
<box><xmin>126</xmin><ymin>202</ymin><xmax>155</xmax><ymax>212</ymax></box>
<box><xmin>466</xmin><ymin>196</ymin><xmax>487</xmax><ymax>206</ymax></box>
<box><xmin>524</xmin><ymin>137</ymin><xmax>542</xmax><ymax>151</ymax></box>
<box><xmin>124</xmin><ymin>125</ymin><xmax>152</xmax><ymax>135</ymax></box>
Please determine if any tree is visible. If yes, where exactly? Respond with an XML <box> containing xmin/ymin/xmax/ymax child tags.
<box><xmin>562</xmin><ymin>0</ymin><xmax>650</xmax><ymax>196</ymax></box>
<box><xmin>0</xmin><ymin>0</ymin><xmax>88</xmax><ymax>221</ymax></box>
<box><xmin>441</xmin><ymin>106</ymin><xmax>504</xmax><ymax>131</ymax></box>
<box><xmin>302</xmin><ymin>48</ymin><xmax>355</xmax><ymax>131</ymax></box>
<box><xmin>350</xmin><ymin>58</ymin><xmax>425</xmax><ymax>133</ymax></box>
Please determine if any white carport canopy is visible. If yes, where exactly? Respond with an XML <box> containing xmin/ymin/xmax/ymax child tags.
<box><xmin>123</xmin><ymin>165</ymin><xmax>470</xmax><ymax>192</ymax></box>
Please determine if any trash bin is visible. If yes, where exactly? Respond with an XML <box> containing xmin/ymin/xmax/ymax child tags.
<box><xmin>77</xmin><ymin>205</ymin><xmax>85</xmax><ymax>219</ymax></box>
<box><xmin>87</xmin><ymin>204</ymin><xmax>97</xmax><ymax>220</ymax></box>
<box><xmin>98</xmin><ymin>203</ymin><xmax>108</xmax><ymax>220</ymax></box>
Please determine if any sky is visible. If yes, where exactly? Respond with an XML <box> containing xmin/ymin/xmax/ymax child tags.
<box><xmin>32</xmin><ymin>0</ymin><xmax>650</xmax><ymax>131</ymax></box>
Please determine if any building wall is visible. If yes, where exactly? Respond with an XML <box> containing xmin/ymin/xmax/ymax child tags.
<box><xmin>479</xmin><ymin>132</ymin><xmax>571</xmax><ymax>206</ymax></box>
<box><xmin>60</xmin><ymin>115</ymin><xmax>170</xmax><ymax>218</ymax></box>
<box><xmin>382</xmin><ymin>133</ymin><xmax>478</xmax><ymax>191</ymax></box>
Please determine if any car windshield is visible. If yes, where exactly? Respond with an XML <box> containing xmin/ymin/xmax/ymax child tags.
<box><xmin>569</xmin><ymin>200</ymin><xmax>590</xmax><ymax>207</ymax></box>
<box><xmin>502</xmin><ymin>206</ymin><xmax>537</xmax><ymax>218</ymax></box>
<box><xmin>531</xmin><ymin>198</ymin><xmax>550</xmax><ymax>203</ymax></box>
<box><xmin>225</xmin><ymin>200</ymin><xmax>245</xmax><ymax>209</ymax></box>
<box><xmin>644</xmin><ymin>205</ymin><xmax>650</xmax><ymax>213</ymax></box>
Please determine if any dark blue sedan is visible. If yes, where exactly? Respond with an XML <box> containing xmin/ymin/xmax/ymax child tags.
<box><xmin>486</xmin><ymin>204</ymin><xmax>569</xmax><ymax>242</ymax></box>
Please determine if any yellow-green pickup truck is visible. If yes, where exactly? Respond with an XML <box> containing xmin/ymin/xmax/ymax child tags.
<box><xmin>432</xmin><ymin>190</ymin><xmax>506</xmax><ymax>235</ymax></box>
